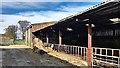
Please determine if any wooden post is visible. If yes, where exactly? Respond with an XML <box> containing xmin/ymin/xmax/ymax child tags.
<box><xmin>46</xmin><ymin>33</ymin><xmax>49</xmax><ymax>44</ymax></box>
<box><xmin>72</xmin><ymin>46</ymin><xmax>74</xmax><ymax>54</ymax></box>
<box><xmin>112</xmin><ymin>49</ymin><xmax>114</xmax><ymax>63</ymax></box>
<box><xmin>70</xmin><ymin>46</ymin><xmax>72</xmax><ymax>54</ymax></box>
<box><xmin>25</xmin><ymin>30</ymin><xmax>27</xmax><ymax>45</ymax></box>
<box><xmin>119</xmin><ymin>50</ymin><xmax>120</xmax><ymax>57</ymax></box>
<box><xmin>100</xmin><ymin>48</ymin><xmax>102</xmax><ymax>62</ymax></box>
<box><xmin>73</xmin><ymin>46</ymin><xmax>74</xmax><ymax>55</ymax></box>
<box><xmin>84</xmin><ymin>48</ymin><xmax>85</xmax><ymax>60</ymax></box>
<box><xmin>26</xmin><ymin>29</ymin><xmax>28</xmax><ymax>46</ymax></box>
<box><xmin>67</xmin><ymin>46</ymin><xmax>69</xmax><ymax>54</ymax></box>
<box><xmin>95</xmin><ymin>48</ymin><xmax>97</xmax><ymax>59</ymax></box>
<box><xmin>118</xmin><ymin>58</ymin><xmax>120</xmax><ymax>68</ymax></box>
<box><xmin>87</xmin><ymin>24</ymin><xmax>92</xmax><ymax>68</ymax></box>
<box><xmin>78</xmin><ymin>47</ymin><xmax>79</xmax><ymax>56</ymax></box>
<box><xmin>59</xmin><ymin>30</ymin><xmax>62</xmax><ymax>45</ymax></box>
<box><xmin>29</xmin><ymin>28</ymin><xmax>31</xmax><ymax>47</ymax></box>
<box><xmin>81</xmin><ymin>47</ymin><xmax>82</xmax><ymax>56</ymax></box>
<box><xmin>59</xmin><ymin>30</ymin><xmax>62</xmax><ymax>51</ymax></box>
<box><xmin>69</xmin><ymin>46</ymin><xmax>70</xmax><ymax>54</ymax></box>
<box><xmin>30</xmin><ymin>27</ymin><xmax>33</xmax><ymax>47</ymax></box>
<box><xmin>106</xmin><ymin>49</ymin><xmax>107</xmax><ymax>62</ymax></box>
<box><xmin>76</xmin><ymin>47</ymin><xmax>77</xmax><ymax>55</ymax></box>
<box><xmin>67</xmin><ymin>46</ymin><xmax>68</xmax><ymax>53</ymax></box>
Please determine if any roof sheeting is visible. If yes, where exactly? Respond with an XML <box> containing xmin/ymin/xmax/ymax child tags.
<box><xmin>34</xmin><ymin>0</ymin><xmax>120</xmax><ymax>33</ymax></box>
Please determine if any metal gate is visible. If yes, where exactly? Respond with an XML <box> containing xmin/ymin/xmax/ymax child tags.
<box><xmin>92</xmin><ymin>47</ymin><xmax>120</xmax><ymax>68</ymax></box>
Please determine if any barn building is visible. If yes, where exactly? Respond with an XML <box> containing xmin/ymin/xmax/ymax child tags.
<box><xmin>24</xmin><ymin>21</ymin><xmax>56</xmax><ymax>47</ymax></box>
<box><xmin>32</xmin><ymin>0</ymin><xmax>120</xmax><ymax>67</ymax></box>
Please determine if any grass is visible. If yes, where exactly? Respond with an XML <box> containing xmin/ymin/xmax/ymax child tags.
<box><xmin>14</xmin><ymin>40</ymin><xmax>25</xmax><ymax>45</ymax></box>
<box><xmin>0</xmin><ymin>40</ymin><xmax>25</xmax><ymax>46</ymax></box>
<box><xmin>0</xmin><ymin>44</ymin><xmax>10</xmax><ymax>46</ymax></box>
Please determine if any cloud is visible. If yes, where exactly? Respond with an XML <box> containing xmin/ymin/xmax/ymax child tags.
<box><xmin>17</xmin><ymin>11</ymin><xmax>78</xmax><ymax>23</ymax></box>
<box><xmin>0</xmin><ymin>19</ymin><xmax>5</xmax><ymax>22</ymax></box>
<box><xmin>0</xmin><ymin>4</ymin><xmax>96</xmax><ymax>34</ymax></box>
<box><xmin>0</xmin><ymin>14</ymin><xmax>23</xmax><ymax>34</ymax></box>
<box><xmin>58</xmin><ymin>5</ymin><xmax>94</xmax><ymax>12</ymax></box>
<box><xmin>1</xmin><ymin>2</ymin><xmax>53</xmax><ymax>9</ymax></box>
<box><xmin>0</xmin><ymin>11</ymin><xmax>76</xmax><ymax>34</ymax></box>
<box><xmin>1</xmin><ymin>0</ymin><xmax>107</xmax><ymax>2</ymax></box>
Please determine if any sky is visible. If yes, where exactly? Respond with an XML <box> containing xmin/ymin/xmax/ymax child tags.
<box><xmin>0</xmin><ymin>0</ymin><xmax>107</xmax><ymax>38</ymax></box>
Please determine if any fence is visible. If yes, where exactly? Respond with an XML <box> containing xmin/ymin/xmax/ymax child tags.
<box><xmin>44</xmin><ymin>43</ymin><xmax>87</xmax><ymax>61</ymax></box>
<box><xmin>92</xmin><ymin>47</ymin><xmax>120</xmax><ymax>67</ymax></box>
<box><xmin>0</xmin><ymin>38</ymin><xmax>14</xmax><ymax>45</ymax></box>
<box><xmin>43</xmin><ymin>43</ymin><xmax>120</xmax><ymax>67</ymax></box>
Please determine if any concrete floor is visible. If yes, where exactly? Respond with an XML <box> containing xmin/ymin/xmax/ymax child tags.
<box><xmin>0</xmin><ymin>46</ymin><xmax>78</xmax><ymax>68</ymax></box>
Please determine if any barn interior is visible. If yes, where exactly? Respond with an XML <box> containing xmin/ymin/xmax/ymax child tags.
<box><xmin>33</xmin><ymin>1</ymin><xmax>120</xmax><ymax>49</ymax></box>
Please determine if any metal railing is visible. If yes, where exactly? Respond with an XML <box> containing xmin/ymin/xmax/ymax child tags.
<box><xmin>92</xmin><ymin>47</ymin><xmax>120</xmax><ymax>67</ymax></box>
<box><xmin>44</xmin><ymin>43</ymin><xmax>87</xmax><ymax>61</ymax></box>
<box><xmin>43</xmin><ymin>43</ymin><xmax>120</xmax><ymax>67</ymax></box>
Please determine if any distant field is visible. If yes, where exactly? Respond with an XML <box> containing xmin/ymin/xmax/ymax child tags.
<box><xmin>14</xmin><ymin>40</ymin><xmax>25</xmax><ymax>45</ymax></box>
<box><xmin>0</xmin><ymin>40</ymin><xmax>25</xmax><ymax>46</ymax></box>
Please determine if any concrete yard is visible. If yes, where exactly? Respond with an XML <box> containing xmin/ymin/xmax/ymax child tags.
<box><xmin>0</xmin><ymin>45</ymin><xmax>80</xmax><ymax>68</ymax></box>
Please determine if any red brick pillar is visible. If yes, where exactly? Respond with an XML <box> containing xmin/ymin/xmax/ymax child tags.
<box><xmin>87</xmin><ymin>24</ymin><xmax>92</xmax><ymax>68</ymax></box>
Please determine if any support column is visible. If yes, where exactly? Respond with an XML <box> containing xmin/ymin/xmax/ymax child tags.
<box><xmin>58</xmin><ymin>30</ymin><xmax>62</xmax><ymax>51</ymax></box>
<box><xmin>30</xmin><ymin>28</ymin><xmax>32</xmax><ymax>47</ymax></box>
<box><xmin>26</xmin><ymin>29</ymin><xmax>28</xmax><ymax>46</ymax></box>
<box><xmin>25</xmin><ymin>31</ymin><xmax>27</xmax><ymax>45</ymax></box>
<box><xmin>59</xmin><ymin>30</ymin><xmax>62</xmax><ymax>45</ymax></box>
<box><xmin>28</xmin><ymin>28</ymin><xmax>30</xmax><ymax>46</ymax></box>
<box><xmin>46</xmin><ymin>33</ymin><xmax>49</xmax><ymax>44</ymax></box>
<box><xmin>87</xmin><ymin>24</ymin><xmax>92</xmax><ymax>68</ymax></box>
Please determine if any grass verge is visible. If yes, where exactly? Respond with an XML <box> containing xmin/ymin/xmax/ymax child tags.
<box><xmin>14</xmin><ymin>40</ymin><xmax>25</xmax><ymax>45</ymax></box>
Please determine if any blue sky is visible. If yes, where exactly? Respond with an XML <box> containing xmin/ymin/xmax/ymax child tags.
<box><xmin>2</xmin><ymin>2</ymin><xmax>99</xmax><ymax>14</ymax></box>
<box><xmin>0</xmin><ymin>0</ymin><xmax>107</xmax><ymax>36</ymax></box>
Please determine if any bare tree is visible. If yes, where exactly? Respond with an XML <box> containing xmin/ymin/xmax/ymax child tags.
<box><xmin>18</xmin><ymin>20</ymin><xmax>31</xmax><ymax>39</ymax></box>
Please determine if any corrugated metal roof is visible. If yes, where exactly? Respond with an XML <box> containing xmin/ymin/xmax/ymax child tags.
<box><xmin>33</xmin><ymin>0</ymin><xmax>120</xmax><ymax>33</ymax></box>
<box><xmin>57</xmin><ymin>0</ymin><xmax>118</xmax><ymax>23</ymax></box>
